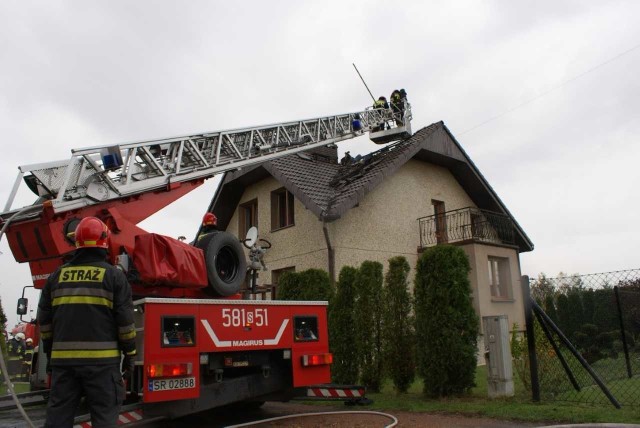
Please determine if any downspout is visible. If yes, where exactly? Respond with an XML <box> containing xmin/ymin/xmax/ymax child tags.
<box><xmin>322</xmin><ymin>219</ymin><xmax>336</xmax><ymax>285</ymax></box>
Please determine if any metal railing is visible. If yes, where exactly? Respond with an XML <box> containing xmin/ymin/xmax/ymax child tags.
<box><xmin>417</xmin><ymin>207</ymin><xmax>515</xmax><ymax>249</ymax></box>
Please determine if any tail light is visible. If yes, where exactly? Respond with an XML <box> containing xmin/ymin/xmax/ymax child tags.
<box><xmin>147</xmin><ymin>362</ymin><xmax>193</xmax><ymax>378</ymax></box>
<box><xmin>301</xmin><ymin>353</ymin><xmax>333</xmax><ymax>367</ymax></box>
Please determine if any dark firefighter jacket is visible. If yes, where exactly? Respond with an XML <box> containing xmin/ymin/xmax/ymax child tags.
<box><xmin>37</xmin><ymin>248</ymin><xmax>136</xmax><ymax>366</ymax></box>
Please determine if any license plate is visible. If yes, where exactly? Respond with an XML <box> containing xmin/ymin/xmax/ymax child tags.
<box><xmin>148</xmin><ymin>377</ymin><xmax>196</xmax><ymax>392</ymax></box>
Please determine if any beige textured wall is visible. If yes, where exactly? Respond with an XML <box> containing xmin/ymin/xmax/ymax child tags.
<box><xmin>330</xmin><ymin>159</ymin><xmax>476</xmax><ymax>278</ymax></box>
<box><xmin>227</xmin><ymin>176</ymin><xmax>328</xmax><ymax>285</ymax></box>
<box><xmin>460</xmin><ymin>243</ymin><xmax>525</xmax><ymax>335</ymax></box>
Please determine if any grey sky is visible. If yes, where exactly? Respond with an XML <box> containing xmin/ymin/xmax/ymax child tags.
<box><xmin>1</xmin><ymin>1</ymin><xmax>639</xmax><ymax>329</ymax></box>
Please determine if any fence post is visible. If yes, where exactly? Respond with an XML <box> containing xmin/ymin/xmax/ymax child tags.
<box><xmin>522</xmin><ymin>275</ymin><xmax>540</xmax><ymax>402</ymax></box>
<box><xmin>613</xmin><ymin>286</ymin><xmax>633</xmax><ymax>379</ymax></box>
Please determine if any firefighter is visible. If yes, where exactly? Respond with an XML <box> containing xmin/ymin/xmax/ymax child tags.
<box><xmin>38</xmin><ymin>216</ymin><xmax>137</xmax><ymax>428</ymax></box>
<box><xmin>196</xmin><ymin>212</ymin><xmax>218</xmax><ymax>243</ymax></box>
<box><xmin>8</xmin><ymin>332</ymin><xmax>26</xmax><ymax>357</ymax></box>
<box><xmin>22</xmin><ymin>337</ymin><xmax>34</xmax><ymax>380</ymax></box>
<box><xmin>390</xmin><ymin>89</ymin><xmax>403</xmax><ymax>125</ymax></box>
<box><xmin>7</xmin><ymin>332</ymin><xmax>26</xmax><ymax>380</ymax></box>
<box><xmin>372</xmin><ymin>96</ymin><xmax>388</xmax><ymax>131</ymax></box>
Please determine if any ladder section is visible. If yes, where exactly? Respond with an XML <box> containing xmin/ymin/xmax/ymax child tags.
<box><xmin>3</xmin><ymin>104</ymin><xmax>410</xmax><ymax>216</ymax></box>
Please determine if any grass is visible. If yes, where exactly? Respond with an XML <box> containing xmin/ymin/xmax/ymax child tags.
<box><xmin>352</xmin><ymin>366</ymin><xmax>640</xmax><ymax>424</ymax></box>
<box><xmin>0</xmin><ymin>382</ymin><xmax>31</xmax><ymax>396</ymax></box>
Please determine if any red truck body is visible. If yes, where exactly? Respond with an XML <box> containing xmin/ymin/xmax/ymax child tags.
<box><xmin>131</xmin><ymin>298</ymin><xmax>331</xmax><ymax>418</ymax></box>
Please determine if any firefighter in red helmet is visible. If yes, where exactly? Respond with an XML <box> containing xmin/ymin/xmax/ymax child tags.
<box><xmin>38</xmin><ymin>216</ymin><xmax>136</xmax><ymax>428</ymax></box>
<box><xmin>196</xmin><ymin>212</ymin><xmax>218</xmax><ymax>243</ymax></box>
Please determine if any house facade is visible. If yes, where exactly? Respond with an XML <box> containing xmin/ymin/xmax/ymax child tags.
<box><xmin>208</xmin><ymin>121</ymin><xmax>533</xmax><ymax>339</ymax></box>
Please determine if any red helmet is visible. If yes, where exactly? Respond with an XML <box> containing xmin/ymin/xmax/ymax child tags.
<box><xmin>74</xmin><ymin>217</ymin><xmax>110</xmax><ymax>249</ymax></box>
<box><xmin>202</xmin><ymin>212</ymin><xmax>217</xmax><ymax>227</ymax></box>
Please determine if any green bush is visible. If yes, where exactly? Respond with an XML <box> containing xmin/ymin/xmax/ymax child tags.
<box><xmin>354</xmin><ymin>260</ymin><xmax>384</xmax><ymax>392</ymax></box>
<box><xmin>414</xmin><ymin>245</ymin><xmax>479</xmax><ymax>397</ymax></box>
<box><xmin>329</xmin><ymin>266</ymin><xmax>359</xmax><ymax>384</ymax></box>
<box><xmin>277</xmin><ymin>269</ymin><xmax>333</xmax><ymax>301</ymax></box>
<box><xmin>382</xmin><ymin>256</ymin><xmax>415</xmax><ymax>393</ymax></box>
<box><xmin>0</xmin><ymin>297</ymin><xmax>7</xmax><ymax>361</ymax></box>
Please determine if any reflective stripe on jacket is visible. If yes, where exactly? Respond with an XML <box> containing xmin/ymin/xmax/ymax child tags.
<box><xmin>37</xmin><ymin>248</ymin><xmax>136</xmax><ymax>366</ymax></box>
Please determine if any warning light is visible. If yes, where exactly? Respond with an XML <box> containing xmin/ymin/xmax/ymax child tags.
<box><xmin>301</xmin><ymin>353</ymin><xmax>333</xmax><ymax>367</ymax></box>
<box><xmin>147</xmin><ymin>362</ymin><xmax>193</xmax><ymax>378</ymax></box>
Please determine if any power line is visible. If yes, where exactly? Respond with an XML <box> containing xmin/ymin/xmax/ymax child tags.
<box><xmin>459</xmin><ymin>41</ymin><xmax>640</xmax><ymax>135</ymax></box>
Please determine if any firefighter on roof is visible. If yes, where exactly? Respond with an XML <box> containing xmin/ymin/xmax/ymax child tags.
<box><xmin>372</xmin><ymin>96</ymin><xmax>388</xmax><ymax>131</ymax></box>
<box><xmin>38</xmin><ymin>216</ymin><xmax>137</xmax><ymax>428</ymax></box>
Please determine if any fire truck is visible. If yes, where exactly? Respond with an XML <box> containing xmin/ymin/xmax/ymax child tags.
<box><xmin>0</xmin><ymin>100</ymin><xmax>411</xmax><ymax>421</ymax></box>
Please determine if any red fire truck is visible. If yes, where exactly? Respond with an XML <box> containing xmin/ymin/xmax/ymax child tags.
<box><xmin>0</xmin><ymin>101</ymin><xmax>411</xmax><ymax>420</ymax></box>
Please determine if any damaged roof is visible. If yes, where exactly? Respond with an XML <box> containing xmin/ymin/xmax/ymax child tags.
<box><xmin>207</xmin><ymin>121</ymin><xmax>534</xmax><ymax>252</ymax></box>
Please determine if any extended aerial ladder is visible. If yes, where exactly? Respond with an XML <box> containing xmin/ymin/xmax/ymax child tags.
<box><xmin>1</xmin><ymin>101</ymin><xmax>412</xmax><ymax>292</ymax></box>
<box><xmin>0</xmin><ymin>100</ymin><xmax>412</xmax><ymax>420</ymax></box>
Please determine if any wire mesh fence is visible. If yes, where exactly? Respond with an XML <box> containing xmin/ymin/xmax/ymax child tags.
<box><xmin>519</xmin><ymin>269</ymin><xmax>640</xmax><ymax>407</ymax></box>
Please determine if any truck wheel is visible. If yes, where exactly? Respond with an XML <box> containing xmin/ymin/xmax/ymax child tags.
<box><xmin>196</xmin><ymin>231</ymin><xmax>247</xmax><ymax>296</ymax></box>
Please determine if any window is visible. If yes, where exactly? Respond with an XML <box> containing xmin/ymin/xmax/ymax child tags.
<box><xmin>161</xmin><ymin>316</ymin><xmax>195</xmax><ymax>347</ymax></box>
<box><xmin>432</xmin><ymin>199</ymin><xmax>447</xmax><ymax>244</ymax></box>
<box><xmin>488</xmin><ymin>257</ymin><xmax>512</xmax><ymax>299</ymax></box>
<box><xmin>271</xmin><ymin>188</ymin><xmax>295</xmax><ymax>230</ymax></box>
<box><xmin>293</xmin><ymin>316</ymin><xmax>319</xmax><ymax>342</ymax></box>
<box><xmin>239</xmin><ymin>199</ymin><xmax>258</xmax><ymax>238</ymax></box>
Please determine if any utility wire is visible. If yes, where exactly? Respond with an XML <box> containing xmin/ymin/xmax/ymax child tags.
<box><xmin>459</xmin><ymin>41</ymin><xmax>640</xmax><ymax>135</ymax></box>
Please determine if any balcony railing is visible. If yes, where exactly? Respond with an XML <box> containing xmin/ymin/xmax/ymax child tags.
<box><xmin>418</xmin><ymin>207</ymin><xmax>515</xmax><ymax>249</ymax></box>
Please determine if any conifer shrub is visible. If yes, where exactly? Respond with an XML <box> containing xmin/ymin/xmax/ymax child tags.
<box><xmin>277</xmin><ymin>269</ymin><xmax>332</xmax><ymax>301</ymax></box>
<box><xmin>414</xmin><ymin>245</ymin><xmax>479</xmax><ymax>397</ymax></box>
<box><xmin>0</xmin><ymin>297</ymin><xmax>7</xmax><ymax>359</ymax></box>
<box><xmin>328</xmin><ymin>266</ymin><xmax>359</xmax><ymax>384</ymax></box>
<box><xmin>382</xmin><ymin>256</ymin><xmax>415</xmax><ymax>393</ymax></box>
<box><xmin>276</xmin><ymin>271</ymin><xmax>301</xmax><ymax>300</ymax></box>
<box><xmin>354</xmin><ymin>260</ymin><xmax>384</xmax><ymax>392</ymax></box>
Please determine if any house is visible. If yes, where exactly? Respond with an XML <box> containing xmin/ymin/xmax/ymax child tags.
<box><xmin>207</xmin><ymin>121</ymin><xmax>534</xmax><ymax>334</ymax></box>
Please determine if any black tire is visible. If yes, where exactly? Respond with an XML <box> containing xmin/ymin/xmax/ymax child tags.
<box><xmin>196</xmin><ymin>231</ymin><xmax>247</xmax><ymax>296</ymax></box>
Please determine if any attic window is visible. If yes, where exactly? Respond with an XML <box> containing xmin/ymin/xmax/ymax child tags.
<box><xmin>271</xmin><ymin>187</ymin><xmax>295</xmax><ymax>231</ymax></box>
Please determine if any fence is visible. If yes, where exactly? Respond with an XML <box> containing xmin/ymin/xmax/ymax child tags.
<box><xmin>519</xmin><ymin>269</ymin><xmax>640</xmax><ymax>407</ymax></box>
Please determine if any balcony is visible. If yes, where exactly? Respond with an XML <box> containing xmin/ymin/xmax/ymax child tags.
<box><xmin>418</xmin><ymin>207</ymin><xmax>515</xmax><ymax>250</ymax></box>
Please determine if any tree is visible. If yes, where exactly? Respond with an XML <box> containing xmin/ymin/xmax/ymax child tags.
<box><xmin>354</xmin><ymin>260</ymin><xmax>384</xmax><ymax>392</ymax></box>
<box><xmin>555</xmin><ymin>294</ymin><xmax>571</xmax><ymax>332</ymax></box>
<box><xmin>0</xmin><ymin>297</ymin><xmax>7</xmax><ymax>360</ymax></box>
<box><xmin>329</xmin><ymin>266</ymin><xmax>359</xmax><ymax>384</ymax></box>
<box><xmin>414</xmin><ymin>245</ymin><xmax>479</xmax><ymax>397</ymax></box>
<box><xmin>543</xmin><ymin>295</ymin><xmax>558</xmax><ymax>325</ymax></box>
<box><xmin>530</xmin><ymin>273</ymin><xmax>555</xmax><ymax>302</ymax></box>
<box><xmin>382</xmin><ymin>256</ymin><xmax>415</xmax><ymax>393</ymax></box>
<box><xmin>565</xmin><ymin>289</ymin><xmax>584</xmax><ymax>339</ymax></box>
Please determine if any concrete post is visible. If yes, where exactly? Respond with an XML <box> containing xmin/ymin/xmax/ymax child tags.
<box><xmin>483</xmin><ymin>315</ymin><xmax>514</xmax><ymax>398</ymax></box>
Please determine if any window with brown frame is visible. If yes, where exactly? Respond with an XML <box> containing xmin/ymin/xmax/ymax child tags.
<box><xmin>239</xmin><ymin>199</ymin><xmax>258</xmax><ymax>239</ymax></box>
<box><xmin>271</xmin><ymin>188</ymin><xmax>295</xmax><ymax>230</ymax></box>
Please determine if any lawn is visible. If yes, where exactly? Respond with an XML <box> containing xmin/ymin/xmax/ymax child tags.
<box><xmin>360</xmin><ymin>365</ymin><xmax>640</xmax><ymax>425</ymax></box>
<box><xmin>0</xmin><ymin>382</ymin><xmax>31</xmax><ymax>396</ymax></box>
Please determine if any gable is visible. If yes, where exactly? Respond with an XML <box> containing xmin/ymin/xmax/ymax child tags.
<box><xmin>208</xmin><ymin>121</ymin><xmax>534</xmax><ymax>252</ymax></box>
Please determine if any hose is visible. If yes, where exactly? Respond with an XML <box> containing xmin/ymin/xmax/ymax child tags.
<box><xmin>224</xmin><ymin>410</ymin><xmax>399</xmax><ymax>428</ymax></box>
<box><xmin>0</xmin><ymin>205</ymin><xmax>44</xmax><ymax>428</ymax></box>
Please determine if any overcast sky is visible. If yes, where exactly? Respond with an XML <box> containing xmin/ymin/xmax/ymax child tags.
<box><xmin>1</xmin><ymin>1</ymin><xmax>639</xmax><ymax>329</ymax></box>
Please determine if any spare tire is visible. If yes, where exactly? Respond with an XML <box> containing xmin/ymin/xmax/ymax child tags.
<box><xmin>196</xmin><ymin>231</ymin><xmax>246</xmax><ymax>296</ymax></box>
